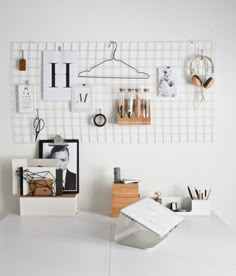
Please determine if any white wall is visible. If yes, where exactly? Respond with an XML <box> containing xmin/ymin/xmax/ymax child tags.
<box><xmin>0</xmin><ymin>0</ymin><xmax>236</xmax><ymax>230</ymax></box>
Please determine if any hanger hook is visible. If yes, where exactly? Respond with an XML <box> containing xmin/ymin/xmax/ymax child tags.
<box><xmin>200</xmin><ymin>49</ymin><xmax>204</xmax><ymax>59</ymax></box>
<box><xmin>108</xmin><ymin>41</ymin><xmax>117</xmax><ymax>59</ymax></box>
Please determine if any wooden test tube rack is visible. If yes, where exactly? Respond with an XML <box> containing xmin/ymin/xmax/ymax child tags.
<box><xmin>116</xmin><ymin>99</ymin><xmax>151</xmax><ymax>125</ymax></box>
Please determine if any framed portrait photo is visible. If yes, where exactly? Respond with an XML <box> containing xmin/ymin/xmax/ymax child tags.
<box><xmin>39</xmin><ymin>139</ymin><xmax>79</xmax><ymax>194</ymax></box>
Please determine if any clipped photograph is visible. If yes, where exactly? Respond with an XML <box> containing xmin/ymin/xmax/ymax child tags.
<box><xmin>158</xmin><ymin>66</ymin><xmax>177</xmax><ymax>97</ymax></box>
<box><xmin>39</xmin><ymin>139</ymin><xmax>79</xmax><ymax>193</ymax></box>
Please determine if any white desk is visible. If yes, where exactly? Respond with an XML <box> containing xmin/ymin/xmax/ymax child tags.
<box><xmin>0</xmin><ymin>212</ymin><xmax>235</xmax><ymax>276</ymax></box>
<box><xmin>0</xmin><ymin>212</ymin><xmax>110</xmax><ymax>276</ymax></box>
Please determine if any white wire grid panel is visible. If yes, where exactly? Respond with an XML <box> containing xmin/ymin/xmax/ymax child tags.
<box><xmin>10</xmin><ymin>40</ymin><xmax>215</xmax><ymax>143</ymax></box>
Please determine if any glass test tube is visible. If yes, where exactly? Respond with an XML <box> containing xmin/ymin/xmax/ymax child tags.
<box><xmin>144</xmin><ymin>88</ymin><xmax>150</xmax><ymax>118</ymax></box>
<box><xmin>119</xmin><ymin>88</ymin><xmax>125</xmax><ymax>118</ymax></box>
<box><xmin>127</xmin><ymin>88</ymin><xmax>134</xmax><ymax>118</ymax></box>
<box><xmin>135</xmin><ymin>88</ymin><xmax>141</xmax><ymax>118</ymax></box>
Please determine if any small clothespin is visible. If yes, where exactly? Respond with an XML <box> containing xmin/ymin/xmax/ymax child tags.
<box><xmin>19</xmin><ymin>50</ymin><xmax>26</xmax><ymax>71</ymax></box>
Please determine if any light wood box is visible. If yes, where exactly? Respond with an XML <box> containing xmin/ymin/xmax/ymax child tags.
<box><xmin>112</xmin><ymin>183</ymin><xmax>140</xmax><ymax>217</ymax></box>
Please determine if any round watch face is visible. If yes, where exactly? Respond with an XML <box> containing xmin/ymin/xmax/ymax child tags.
<box><xmin>93</xmin><ymin>113</ymin><xmax>106</xmax><ymax>127</ymax></box>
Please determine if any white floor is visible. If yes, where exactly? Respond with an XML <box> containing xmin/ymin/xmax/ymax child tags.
<box><xmin>0</xmin><ymin>212</ymin><xmax>235</xmax><ymax>276</ymax></box>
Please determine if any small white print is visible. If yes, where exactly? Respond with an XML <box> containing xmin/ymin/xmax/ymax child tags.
<box><xmin>158</xmin><ymin>66</ymin><xmax>177</xmax><ymax>97</ymax></box>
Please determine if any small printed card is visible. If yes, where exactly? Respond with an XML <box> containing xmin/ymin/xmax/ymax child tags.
<box><xmin>71</xmin><ymin>84</ymin><xmax>93</xmax><ymax>112</ymax></box>
<box><xmin>18</xmin><ymin>84</ymin><xmax>34</xmax><ymax>113</ymax></box>
<box><xmin>158</xmin><ymin>66</ymin><xmax>178</xmax><ymax>97</ymax></box>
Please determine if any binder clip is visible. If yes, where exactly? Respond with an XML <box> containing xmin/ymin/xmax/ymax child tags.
<box><xmin>49</xmin><ymin>135</ymin><xmax>68</xmax><ymax>146</ymax></box>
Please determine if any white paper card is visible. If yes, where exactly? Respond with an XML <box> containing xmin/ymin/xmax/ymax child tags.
<box><xmin>71</xmin><ymin>84</ymin><xmax>93</xmax><ymax>112</ymax></box>
<box><xmin>43</xmin><ymin>51</ymin><xmax>78</xmax><ymax>101</ymax></box>
<box><xmin>18</xmin><ymin>84</ymin><xmax>34</xmax><ymax>113</ymax></box>
<box><xmin>12</xmin><ymin>159</ymin><xmax>27</xmax><ymax>195</ymax></box>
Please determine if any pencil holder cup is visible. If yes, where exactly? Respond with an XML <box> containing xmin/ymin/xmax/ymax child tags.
<box><xmin>191</xmin><ymin>199</ymin><xmax>210</xmax><ymax>215</ymax></box>
<box><xmin>161</xmin><ymin>197</ymin><xmax>210</xmax><ymax>215</ymax></box>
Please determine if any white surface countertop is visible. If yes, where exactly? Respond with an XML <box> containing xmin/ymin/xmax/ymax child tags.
<box><xmin>0</xmin><ymin>212</ymin><xmax>235</xmax><ymax>276</ymax></box>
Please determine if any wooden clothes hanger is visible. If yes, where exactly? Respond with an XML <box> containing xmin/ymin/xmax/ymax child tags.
<box><xmin>78</xmin><ymin>41</ymin><xmax>150</xmax><ymax>79</ymax></box>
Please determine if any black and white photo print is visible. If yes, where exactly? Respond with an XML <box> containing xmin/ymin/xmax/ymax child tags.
<box><xmin>39</xmin><ymin>139</ymin><xmax>79</xmax><ymax>194</ymax></box>
<box><xmin>158</xmin><ymin>66</ymin><xmax>177</xmax><ymax>97</ymax></box>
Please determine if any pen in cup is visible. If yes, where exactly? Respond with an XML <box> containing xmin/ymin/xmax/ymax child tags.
<box><xmin>187</xmin><ymin>186</ymin><xmax>194</xmax><ymax>200</ymax></box>
<box><xmin>187</xmin><ymin>186</ymin><xmax>211</xmax><ymax>200</ymax></box>
<box><xmin>207</xmin><ymin>188</ymin><xmax>212</xmax><ymax>199</ymax></box>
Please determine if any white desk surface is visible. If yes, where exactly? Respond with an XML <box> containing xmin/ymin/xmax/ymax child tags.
<box><xmin>0</xmin><ymin>212</ymin><xmax>235</xmax><ymax>276</ymax></box>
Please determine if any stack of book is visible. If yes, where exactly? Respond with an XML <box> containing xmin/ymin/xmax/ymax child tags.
<box><xmin>121</xmin><ymin>179</ymin><xmax>139</xmax><ymax>184</ymax></box>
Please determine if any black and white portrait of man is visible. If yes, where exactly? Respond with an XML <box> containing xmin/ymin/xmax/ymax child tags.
<box><xmin>158</xmin><ymin>66</ymin><xmax>177</xmax><ymax>97</ymax></box>
<box><xmin>39</xmin><ymin>140</ymin><xmax>79</xmax><ymax>193</ymax></box>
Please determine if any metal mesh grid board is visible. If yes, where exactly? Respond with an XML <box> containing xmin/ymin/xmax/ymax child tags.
<box><xmin>10</xmin><ymin>40</ymin><xmax>215</xmax><ymax>143</ymax></box>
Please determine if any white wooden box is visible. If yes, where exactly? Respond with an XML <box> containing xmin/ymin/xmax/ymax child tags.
<box><xmin>20</xmin><ymin>194</ymin><xmax>79</xmax><ymax>216</ymax></box>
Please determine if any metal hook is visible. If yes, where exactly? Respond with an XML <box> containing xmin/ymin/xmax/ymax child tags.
<box><xmin>200</xmin><ymin>49</ymin><xmax>204</xmax><ymax>59</ymax></box>
<box><xmin>108</xmin><ymin>41</ymin><xmax>117</xmax><ymax>59</ymax></box>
